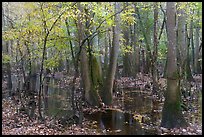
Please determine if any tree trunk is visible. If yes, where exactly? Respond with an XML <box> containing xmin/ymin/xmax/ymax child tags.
<box><xmin>81</xmin><ymin>6</ymin><xmax>102</xmax><ymax>107</ymax></box>
<box><xmin>122</xmin><ymin>26</ymin><xmax>130</xmax><ymax>76</ymax></box>
<box><xmin>135</xmin><ymin>3</ymin><xmax>152</xmax><ymax>74</ymax></box>
<box><xmin>162</xmin><ymin>58</ymin><xmax>167</xmax><ymax>78</ymax></box>
<box><xmin>88</xmin><ymin>55</ymin><xmax>103</xmax><ymax>106</ymax></box>
<box><xmin>194</xmin><ymin>10</ymin><xmax>201</xmax><ymax>74</ymax></box>
<box><xmin>177</xmin><ymin>2</ymin><xmax>187</xmax><ymax>78</ymax></box>
<box><xmin>122</xmin><ymin>7</ymin><xmax>132</xmax><ymax>77</ymax></box>
<box><xmin>38</xmin><ymin>35</ymin><xmax>48</xmax><ymax>120</ymax></box>
<box><xmin>133</xmin><ymin>20</ymin><xmax>140</xmax><ymax>75</ymax></box>
<box><xmin>5</xmin><ymin>41</ymin><xmax>13</xmax><ymax>96</ymax></box>
<box><xmin>77</xmin><ymin>3</ymin><xmax>89</xmax><ymax>125</ymax></box>
<box><xmin>161</xmin><ymin>79</ymin><xmax>188</xmax><ymax>128</ymax></box>
<box><xmin>141</xmin><ymin>49</ymin><xmax>146</xmax><ymax>74</ymax></box>
<box><xmin>190</xmin><ymin>16</ymin><xmax>195</xmax><ymax>73</ymax></box>
<box><xmin>186</xmin><ymin>36</ymin><xmax>195</xmax><ymax>81</ymax></box>
<box><xmin>103</xmin><ymin>31</ymin><xmax>109</xmax><ymax>78</ymax></box>
<box><xmin>43</xmin><ymin>69</ymin><xmax>50</xmax><ymax>115</ymax></box>
<box><xmin>3</xmin><ymin>4</ymin><xmax>13</xmax><ymax>96</ymax></box>
<box><xmin>161</xmin><ymin>2</ymin><xmax>188</xmax><ymax>128</ymax></box>
<box><xmin>102</xmin><ymin>2</ymin><xmax>121</xmax><ymax>105</ymax></box>
<box><xmin>65</xmin><ymin>18</ymin><xmax>78</xmax><ymax>75</ymax></box>
<box><xmin>30</xmin><ymin>63</ymin><xmax>37</xmax><ymax>118</ymax></box>
<box><xmin>152</xmin><ymin>2</ymin><xmax>159</xmax><ymax>93</ymax></box>
<box><xmin>135</xmin><ymin>46</ymin><xmax>140</xmax><ymax>75</ymax></box>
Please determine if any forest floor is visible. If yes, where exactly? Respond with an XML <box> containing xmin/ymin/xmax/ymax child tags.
<box><xmin>2</xmin><ymin>73</ymin><xmax>202</xmax><ymax>135</ymax></box>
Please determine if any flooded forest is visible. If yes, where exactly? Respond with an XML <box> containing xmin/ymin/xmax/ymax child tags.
<box><xmin>2</xmin><ymin>2</ymin><xmax>202</xmax><ymax>135</ymax></box>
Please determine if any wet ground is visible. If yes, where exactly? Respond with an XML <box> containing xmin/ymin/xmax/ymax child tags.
<box><xmin>83</xmin><ymin>109</ymin><xmax>157</xmax><ymax>135</ymax></box>
<box><xmin>33</xmin><ymin>77</ymin><xmax>160</xmax><ymax>134</ymax></box>
<box><xmin>3</xmin><ymin>74</ymin><xmax>202</xmax><ymax>135</ymax></box>
<box><xmin>44</xmin><ymin>77</ymin><xmax>202</xmax><ymax>135</ymax></box>
<box><xmin>82</xmin><ymin>90</ymin><xmax>163</xmax><ymax>135</ymax></box>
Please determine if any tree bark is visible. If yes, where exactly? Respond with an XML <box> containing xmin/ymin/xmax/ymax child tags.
<box><xmin>189</xmin><ymin>14</ymin><xmax>195</xmax><ymax>73</ymax></box>
<box><xmin>186</xmin><ymin>35</ymin><xmax>195</xmax><ymax>82</ymax></box>
<box><xmin>133</xmin><ymin>19</ymin><xmax>140</xmax><ymax>75</ymax></box>
<box><xmin>3</xmin><ymin>3</ymin><xmax>13</xmax><ymax>96</ymax></box>
<box><xmin>103</xmin><ymin>31</ymin><xmax>109</xmax><ymax>78</ymax></box>
<box><xmin>77</xmin><ymin>3</ymin><xmax>89</xmax><ymax>125</ymax></box>
<box><xmin>122</xmin><ymin>25</ymin><xmax>132</xmax><ymax>77</ymax></box>
<box><xmin>161</xmin><ymin>2</ymin><xmax>188</xmax><ymax>128</ymax></box>
<box><xmin>194</xmin><ymin>10</ymin><xmax>201</xmax><ymax>74</ymax></box>
<box><xmin>177</xmin><ymin>2</ymin><xmax>187</xmax><ymax>78</ymax></box>
<box><xmin>152</xmin><ymin>2</ymin><xmax>159</xmax><ymax>93</ymax></box>
<box><xmin>103</xmin><ymin>2</ymin><xmax>121</xmax><ymax>105</ymax></box>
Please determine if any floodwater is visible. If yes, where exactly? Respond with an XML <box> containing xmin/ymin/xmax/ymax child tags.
<box><xmin>43</xmin><ymin>77</ymin><xmax>73</xmax><ymax>118</ymax></box>
<box><xmin>44</xmin><ymin>78</ymin><xmax>161</xmax><ymax>134</ymax></box>
<box><xmin>10</xmin><ymin>75</ymin><xmax>202</xmax><ymax>135</ymax></box>
<box><xmin>83</xmin><ymin>109</ymin><xmax>157</xmax><ymax>135</ymax></box>
<box><xmin>10</xmin><ymin>76</ymin><xmax>161</xmax><ymax>134</ymax></box>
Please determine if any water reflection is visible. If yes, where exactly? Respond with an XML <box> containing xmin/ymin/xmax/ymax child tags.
<box><xmin>83</xmin><ymin>90</ymin><xmax>160</xmax><ymax>135</ymax></box>
<box><xmin>84</xmin><ymin>109</ymin><xmax>146</xmax><ymax>135</ymax></box>
<box><xmin>11</xmin><ymin>74</ymin><xmax>72</xmax><ymax>118</ymax></box>
<box><xmin>44</xmin><ymin>78</ymin><xmax>72</xmax><ymax>118</ymax></box>
<box><xmin>123</xmin><ymin>91</ymin><xmax>153</xmax><ymax>113</ymax></box>
<box><xmin>9</xmin><ymin>75</ymin><xmax>202</xmax><ymax>134</ymax></box>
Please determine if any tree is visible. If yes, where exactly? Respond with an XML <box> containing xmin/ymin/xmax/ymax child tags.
<box><xmin>186</xmin><ymin>21</ymin><xmax>195</xmax><ymax>82</ymax></box>
<box><xmin>132</xmin><ymin>10</ymin><xmax>140</xmax><ymax>75</ymax></box>
<box><xmin>194</xmin><ymin>10</ymin><xmax>202</xmax><ymax>74</ymax></box>
<box><xmin>160</xmin><ymin>2</ymin><xmax>188</xmax><ymax>128</ymax></box>
<box><xmin>2</xmin><ymin>3</ymin><xmax>13</xmax><ymax>96</ymax></box>
<box><xmin>2</xmin><ymin>2</ymin><xmax>202</xmax><ymax>132</ymax></box>
<box><xmin>102</xmin><ymin>2</ymin><xmax>121</xmax><ymax>105</ymax></box>
<box><xmin>177</xmin><ymin>2</ymin><xmax>187</xmax><ymax>78</ymax></box>
<box><xmin>152</xmin><ymin>2</ymin><xmax>159</xmax><ymax>93</ymax></box>
<box><xmin>122</xmin><ymin>3</ymin><xmax>133</xmax><ymax>77</ymax></box>
<box><xmin>37</xmin><ymin>3</ymin><xmax>65</xmax><ymax>119</ymax></box>
<box><xmin>135</xmin><ymin>3</ymin><xmax>153</xmax><ymax>74</ymax></box>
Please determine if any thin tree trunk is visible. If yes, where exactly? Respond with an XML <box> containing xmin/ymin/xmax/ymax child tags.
<box><xmin>152</xmin><ymin>2</ymin><xmax>159</xmax><ymax>93</ymax></box>
<box><xmin>6</xmin><ymin>41</ymin><xmax>13</xmax><ymax>96</ymax></box>
<box><xmin>65</xmin><ymin>18</ymin><xmax>78</xmax><ymax>75</ymax></box>
<box><xmin>186</xmin><ymin>36</ymin><xmax>195</xmax><ymax>81</ymax></box>
<box><xmin>3</xmin><ymin>4</ymin><xmax>13</xmax><ymax>96</ymax></box>
<box><xmin>135</xmin><ymin>3</ymin><xmax>152</xmax><ymax>74</ymax></box>
<box><xmin>38</xmin><ymin>3</ymin><xmax>67</xmax><ymax>120</ymax></box>
<box><xmin>133</xmin><ymin>19</ymin><xmax>140</xmax><ymax>75</ymax></box>
<box><xmin>103</xmin><ymin>31</ymin><xmax>109</xmax><ymax>78</ymax></box>
<box><xmin>141</xmin><ymin>49</ymin><xmax>146</xmax><ymax>74</ymax></box>
<box><xmin>194</xmin><ymin>10</ymin><xmax>201</xmax><ymax>74</ymax></box>
<box><xmin>190</xmin><ymin>15</ymin><xmax>195</xmax><ymax>73</ymax></box>
<box><xmin>177</xmin><ymin>2</ymin><xmax>187</xmax><ymax>78</ymax></box>
<box><xmin>38</xmin><ymin>34</ymin><xmax>48</xmax><ymax>120</ymax></box>
<box><xmin>77</xmin><ymin>3</ymin><xmax>87</xmax><ymax>125</ymax></box>
<box><xmin>122</xmin><ymin>25</ymin><xmax>132</xmax><ymax>77</ymax></box>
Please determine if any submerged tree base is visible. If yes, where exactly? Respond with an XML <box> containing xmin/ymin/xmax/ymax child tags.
<box><xmin>160</xmin><ymin>102</ymin><xmax>189</xmax><ymax>128</ymax></box>
<box><xmin>161</xmin><ymin>79</ymin><xmax>189</xmax><ymax>129</ymax></box>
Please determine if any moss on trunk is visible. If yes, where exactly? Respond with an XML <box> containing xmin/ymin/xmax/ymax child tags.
<box><xmin>161</xmin><ymin>79</ymin><xmax>188</xmax><ymax>128</ymax></box>
<box><xmin>89</xmin><ymin>56</ymin><xmax>102</xmax><ymax>106</ymax></box>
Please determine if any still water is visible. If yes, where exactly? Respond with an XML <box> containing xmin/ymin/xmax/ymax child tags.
<box><xmin>10</xmin><ymin>75</ymin><xmax>202</xmax><ymax>135</ymax></box>
<box><xmin>43</xmin><ymin>78</ymin><xmax>160</xmax><ymax>134</ymax></box>
<box><xmin>44</xmin><ymin>77</ymin><xmax>73</xmax><ymax>118</ymax></box>
<box><xmin>84</xmin><ymin>109</ymin><xmax>157</xmax><ymax>135</ymax></box>
<box><xmin>11</xmin><ymin>76</ymin><xmax>160</xmax><ymax>134</ymax></box>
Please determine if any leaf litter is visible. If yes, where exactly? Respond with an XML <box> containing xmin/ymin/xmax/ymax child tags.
<box><xmin>2</xmin><ymin>74</ymin><xmax>202</xmax><ymax>135</ymax></box>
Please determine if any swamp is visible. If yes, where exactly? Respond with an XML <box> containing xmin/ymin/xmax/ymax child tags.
<box><xmin>2</xmin><ymin>2</ymin><xmax>202</xmax><ymax>135</ymax></box>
